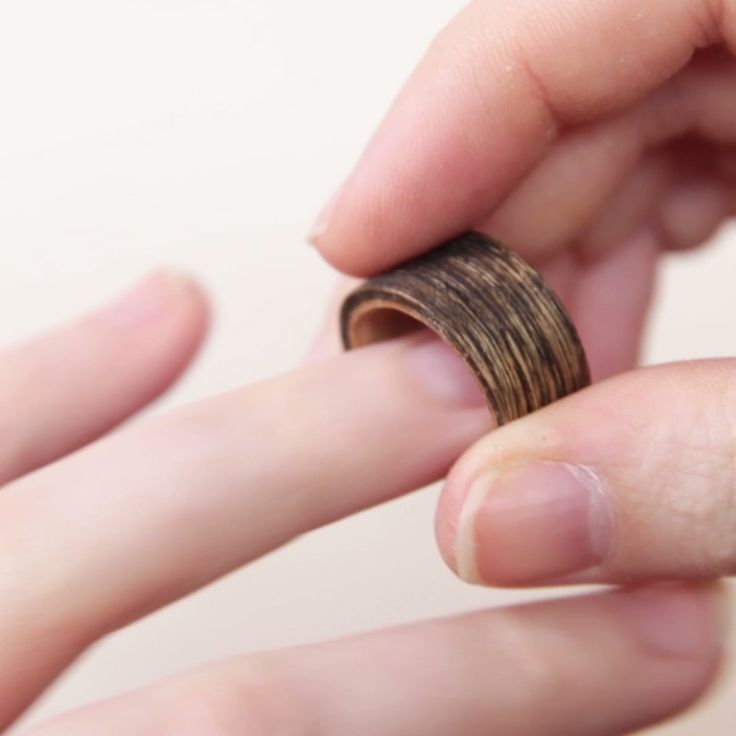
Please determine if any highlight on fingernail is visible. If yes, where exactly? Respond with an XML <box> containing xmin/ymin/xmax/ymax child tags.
<box><xmin>453</xmin><ymin>460</ymin><xmax>613</xmax><ymax>585</ymax></box>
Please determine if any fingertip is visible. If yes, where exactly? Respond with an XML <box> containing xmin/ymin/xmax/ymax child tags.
<box><xmin>142</xmin><ymin>270</ymin><xmax>212</xmax><ymax>371</ymax></box>
<box><xmin>307</xmin><ymin>171</ymin><xmax>384</xmax><ymax>277</ymax></box>
<box><xmin>91</xmin><ymin>269</ymin><xmax>210</xmax><ymax>332</ymax></box>
<box><xmin>157</xmin><ymin>272</ymin><xmax>211</xmax><ymax>380</ymax></box>
<box><xmin>311</xmin><ymin>229</ymin><xmax>387</xmax><ymax>278</ymax></box>
<box><xmin>307</xmin><ymin>98</ymin><xmax>486</xmax><ymax>277</ymax></box>
<box><xmin>616</xmin><ymin>583</ymin><xmax>726</xmax><ymax>659</ymax></box>
<box><xmin>615</xmin><ymin>583</ymin><xmax>728</xmax><ymax>716</ymax></box>
<box><xmin>161</xmin><ymin>269</ymin><xmax>211</xmax><ymax>335</ymax></box>
<box><xmin>173</xmin><ymin>272</ymin><xmax>212</xmax><ymax>348</ymax></box>
<box><xmin>434</xmin><ymin>449</ymin><xmax>487</xmax><ymax>581</ymax></box>
<box><xmin>91</xmin><ymin>269</ymin><xmax>212</xmax><ymax>397</ymax></box>
<box><xmin>0</xmin><ymin>270</ymin><xmax>212</xmax><ymax>485</ymax></box>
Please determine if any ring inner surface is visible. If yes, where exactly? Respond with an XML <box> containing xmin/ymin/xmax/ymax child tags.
<box><xmin>348</xmin><ymin>300</ymin><xmax>429</xmax><ymax>347</ymax></box>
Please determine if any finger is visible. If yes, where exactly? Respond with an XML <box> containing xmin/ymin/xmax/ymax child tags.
<box><xmin>658</xmin><ymin>175</ymin><xmax>734</xmax><ymax>250</ymax></box>
<box><xmin>309</xmin><ymin>0</ymin><xmax>736</xmax><ymax>275</ymax></box>
<box><xmin>436</xmin><ymin>357</ymin><xmax>736</xmax><ymax>587</ymax></box>
<box><xmin>0</xmin><ymin>272</ymin><xmax>208</xmax><ymax>484</ymax></box>
<box><xmin>470</xmin><ymin>225</ymin><xmax>658</xmax><ymax>387</ymax></box>
<box><xmin>24</xmin><ymin>585</ymin><xmax>725</xmax><ymax>736</ymax></box>
<box><xmin>479</xmin><ymin>54</ymin><xmax>736</xmax><ymax>262</ymax></box>
<box><xmin>571</xmin><ymin>228</ymin><xmax>659</xmax><ymax>381</ymax></box>
<box><xmin>0</xmin><ymin>332</ymin><xmax>489</xmax><ymax>726</ymax></box>
<box><xmin>581</xmin><ymin>152</ymin><xmax>676</xmax><ymax>258</ymax></box>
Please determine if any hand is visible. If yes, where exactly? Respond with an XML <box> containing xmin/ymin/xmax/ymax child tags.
<box><xmin>310</xmin><ymin>0</ymin><xmax>736</xmax><ymax>382</ymax></box>
<box><xmin>310</xmin><ymin>3</ymin><xmax>736</xmax><ymax>589</ymax></box>
<box><xmin>0</xmin><ymin>273</ymin><xmax>723</xmax><ymax>735</ymax></box>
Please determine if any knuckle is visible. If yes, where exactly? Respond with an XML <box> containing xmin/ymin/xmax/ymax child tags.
<box><xmin>705</xmin><ymin>0</ymin><xmax>735</xmax><ymax>39</ymax></box>
<box><xmin>481</xmin><ymin>611</ymin><xmax>574</xmax><ymax>708</ymax></box>
<box><xmin>156</xmin><ymin>658</ymin><xmax>302</xmax><ymax>736</ymax></box>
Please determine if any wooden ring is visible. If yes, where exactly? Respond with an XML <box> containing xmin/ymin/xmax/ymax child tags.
<box><xmin>339</xmin><ymin>232</ymin><xmax>591</xmax><ymax>426</ymax></box>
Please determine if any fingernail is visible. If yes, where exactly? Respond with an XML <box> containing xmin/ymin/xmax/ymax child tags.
<box><xmin>308</xmin><ymin>182</ymin><xmax>345</xmax><ymax>245</ymax></box>
<box><xmin>404</xmin><ymin>332</ymin><xmax>486</xmax><ymax>409</ymax></box>
<box><xmin>95</xmin><ymin>270</ymin><xmax>193</xmax><ymax>328</ymax></box>
<box><xmin>621</xmin><ymin>584</ymin><xmax>728</xmax><ymax>658</ymax></box>
<box><xmin>455</xmin><ymin>461</ymin><xmax>612</xmax><ymax>584</ymax></box>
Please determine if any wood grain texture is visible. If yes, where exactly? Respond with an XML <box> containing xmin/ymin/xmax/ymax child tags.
<box><xmin>340</xmin><ymin>232</ymin><xmax>590</xmax><ymax>426</ymax></box>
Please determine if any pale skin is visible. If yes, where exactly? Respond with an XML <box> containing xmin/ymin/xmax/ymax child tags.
<box><xmin>6</xmin><ymin>0</ymin><xmax>736</xmax><ymax>733</ymax></box>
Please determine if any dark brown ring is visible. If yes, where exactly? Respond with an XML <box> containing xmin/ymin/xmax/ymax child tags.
<box><xmin>339</xmin><ymin>232</ymin><xmax>591</xmax><ymax>427</ymax></box>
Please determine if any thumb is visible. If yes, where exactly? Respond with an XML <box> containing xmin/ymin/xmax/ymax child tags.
<box><xmin>435</xmin><ymin>359</ymin><xmax>736</xmax><ymax>586</ymax></box>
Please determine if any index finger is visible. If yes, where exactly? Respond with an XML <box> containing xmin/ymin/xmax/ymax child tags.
<box><xmin>310</xmin><ymin>0</ymin><xmax>735</xmax><ymax>275</ymax></box>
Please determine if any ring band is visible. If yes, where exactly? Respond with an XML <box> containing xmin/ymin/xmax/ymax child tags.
<box><xmin>340</xmin><ymin>232</ymin><xmax>590</xmax><ymax>426</ymax></box>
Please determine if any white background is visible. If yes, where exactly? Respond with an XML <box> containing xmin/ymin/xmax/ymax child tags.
<box><xmin>0</xmin><ymin>1</ymin><xmax>734</xmax><ymax>733</ymax></box>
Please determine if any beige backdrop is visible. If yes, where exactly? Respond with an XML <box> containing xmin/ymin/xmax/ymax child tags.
<box><xmin>0</xmin><ymin>1</ymin><xmax>733</xmax><ymax>733</ymax></box>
